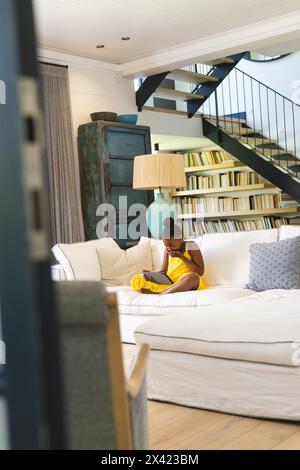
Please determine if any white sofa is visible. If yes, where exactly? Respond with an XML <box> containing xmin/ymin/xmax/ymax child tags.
<box><xmin>52</xmin><ymin>225</ymin><xmax>300</xmax><ymax>421</ymax></box>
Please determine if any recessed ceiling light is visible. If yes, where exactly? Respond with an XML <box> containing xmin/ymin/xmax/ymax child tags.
<box><xmin>121</xmin><ymin>36</ymin><xmax>131</xmax><ymax>41</ymax></box>
<box><xmin>96</xmin><ymin>44</ymin><xmax>105</xmax><ymax>49</ymax></box>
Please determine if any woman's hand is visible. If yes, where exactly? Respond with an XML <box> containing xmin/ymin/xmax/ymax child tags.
<box><xmin>143</xmin><ymin>270</ymin><xmax>152</xmax><ymax>281</ymax></box>
<box><xmin>168</xmin><ymin>249</ymin><xmax>184</xmax><ymax>259</ymax></box>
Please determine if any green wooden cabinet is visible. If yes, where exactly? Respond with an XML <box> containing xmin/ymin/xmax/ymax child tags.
<box><xmin>78</xmin><ymin>120</ymin><xmax>153</xmax><ymax>247</ymax></box>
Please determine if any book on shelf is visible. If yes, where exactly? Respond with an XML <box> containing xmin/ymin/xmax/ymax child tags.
<box><xmin>183</xmin><ymin>171</ymin><xmax>261</xmax><ymax>192</ymax></box>
<box><xmin>182</xmin><ymin>150</ymin><xmax>232</xmax><ymax>168</ymax></box>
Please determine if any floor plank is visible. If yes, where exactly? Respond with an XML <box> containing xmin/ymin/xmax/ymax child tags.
<box><xmin>148</xmin><ymin>401</ymin><xmax>300</xmax><ymax>450</ymax></box>
<box><xmin>272</xmin><ymin>430</ymin><xmax>300</xmax><ymax>450</ymax></box>
<box><xmin>220</xmin><ymin>421</ymin><xmax>300</xmax><ymax>450</ymax></box>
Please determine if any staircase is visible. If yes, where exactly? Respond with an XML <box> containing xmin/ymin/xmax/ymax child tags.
<box><xmin>136</xmin><ymin>57</ymin><xmax>300</xmax><ymax>204</ymax></box>
<box><xmin>201</xmin><ymin>68</ymin><xmax>300</xmax><ymax>202</ymax></box>
<box><xmin>136</xmin><ymin>53</ymin><xmax>246</xmax><ymax>117</ymax></box>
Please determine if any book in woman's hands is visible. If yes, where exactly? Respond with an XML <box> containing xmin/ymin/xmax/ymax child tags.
<box><xmin>144</xmin><ymin>271</ymin><xmax>173</xmax><ymax>285</ymax></box>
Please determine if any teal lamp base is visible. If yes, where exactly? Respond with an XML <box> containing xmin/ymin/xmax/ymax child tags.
<box><xmin>146</xmin><ymin>192</ymin><xmax>177</xmax><ymax>239</ymax></box>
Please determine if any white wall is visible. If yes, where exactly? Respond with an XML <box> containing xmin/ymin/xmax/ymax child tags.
<box><xmin>239</xmin><ymin>52</ymin><xmax>300</xmax><ymax>103</ymax></box>
<box><xmin>68</xmin><ymin>64</ymin><xmax>203</xmax><ymax>138</ymax></box>
<box><xmin>68</xmin><ymin>64</ymin><xmax>136</xmax><ymax>133</ymax></box>
<box><xmin>239</xmin><ymin>53</ymin><xmax>300</xmax><ymax>157</ymax></box>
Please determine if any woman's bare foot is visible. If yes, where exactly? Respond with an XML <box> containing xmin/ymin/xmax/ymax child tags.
<box><xmin>140</xmin><ymin>288</ymin><xmax>160</xmax><ymax>295</ymax></box>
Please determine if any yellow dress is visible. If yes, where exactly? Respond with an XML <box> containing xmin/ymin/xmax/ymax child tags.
<box><xmin>131</xmin><ymin>250</ymin><xmax>207</xmax><ymax>293</ymax></box>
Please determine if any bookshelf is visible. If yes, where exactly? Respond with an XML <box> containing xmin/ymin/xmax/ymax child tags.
<box><xmin>166</xmin><ymin>148</ymin><xmax>300</xmax><ymax>237</ymax></box>
<box><xmin>177</xmin><ymin>208</ymin><xmax>299</xmax><ymax>219</ymax></box>
<box><xmin>172</xmin><ymin>184</ymin><xmax>273</xmax><ymax>197</ymax></box>
<box><xmin>184</xmin><ymin>161</ymin><xmax>244</xmax><ymax>174</ymax></box>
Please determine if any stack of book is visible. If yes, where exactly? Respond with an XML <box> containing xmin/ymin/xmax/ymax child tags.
<box><xmin>182</xmin><ymin>150</ymin><xmax>231</xmax><ymax>167</ymax></box>
<box><xmin>235</xmin><ymin>172</ymin><xmax>261</xmax><ymax>186</ymax></box>
<box><xmin>185</xmin><ymin>171</ymin><xmax>260</xmax><ymax>191</ymax></box>
<box><xmin>182</xmin><ymin>217</ymin><xmax>290</xmax><ymax>238</ymax></box>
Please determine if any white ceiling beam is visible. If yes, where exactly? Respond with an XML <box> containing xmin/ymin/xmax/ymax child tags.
<box><xmin>118</xmin><ymin>11</ymin><xmax>300</xmax><ymax>77</ymax></box>
<box><xmin>37</xmin><ymin>47</ymin><xmax>119</xmax><ymax>72</ymax></box>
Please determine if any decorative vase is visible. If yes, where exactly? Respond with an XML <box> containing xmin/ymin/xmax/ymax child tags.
<box><xmin>146</xmin><ymin>192</ymin><xmax>177</xmax><ymax>239</ymax></box>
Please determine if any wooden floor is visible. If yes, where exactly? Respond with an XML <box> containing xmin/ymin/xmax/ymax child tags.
<box><xmin>148</xmin><ymin>401</ymin><xmax>300</xmax><ymax>450</ymax></box>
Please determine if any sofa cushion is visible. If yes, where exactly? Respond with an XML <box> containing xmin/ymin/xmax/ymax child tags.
<box><xmin>113</xmin><ymin>286</ymin><xmax>255</xmax><ymax>317</ymax></box>
<box><xmin>201</xmin><ymin>229</ymin><xmax>278</xmax><ymax>287</ymax></box>
<box><xmin>279</xmin><ymin>225</ymin><xmax>300</xmax><ymax>240</ymax></box>
<box><xmin>134</xmin><ymin>290</ymin><xmax>300</xmax><ymax>366</ymax></box>
<box><xmin>96</xmin><ymin>239</ymin><xmax>152</xmax><ymax>287</ymax></box>
<box><xmin>246</xmin><ymin>236</ymin><xmax>300</xmax><ymax>291</ymax></box>
<box><xmin>140</xmin><ymin>237</ymin><xmax>164</xmax><ymax>271</ymax></box>
<box><xmin>52</xmin><ymin>238</ymin><xmax>117</xmax><ymax>281</ymax></box>
<box><xmin>106</xmin><ymin>285</ymin><xmax>256</xmax><ymax>343</ymax></box>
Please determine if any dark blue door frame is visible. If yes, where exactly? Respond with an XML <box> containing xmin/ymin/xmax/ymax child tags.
<box><xmin>0</xmin><ymin>0</ymin><xmax>65</xmax><ymax>449</ymax></box>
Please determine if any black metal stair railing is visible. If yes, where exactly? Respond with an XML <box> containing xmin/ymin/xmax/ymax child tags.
<box><xmin>201</xmin><ymin>67</ymin><xmax>300</xmax><ymax>180</ymax></box>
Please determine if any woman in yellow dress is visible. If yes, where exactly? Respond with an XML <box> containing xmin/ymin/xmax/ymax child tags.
<box><xmin>131</xmin><ymin>218</ymin><xmax>207</xmax><ymax>294</ymax></box>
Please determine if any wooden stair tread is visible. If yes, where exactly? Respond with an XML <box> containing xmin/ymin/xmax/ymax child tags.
<box><xmin>257</xmin><ymin>141</ymin><xmax>282</xmax><ymax>148</ymax></box>
<box><xmin>203</xmin><ymin>57</ymin><xmax>235</xmax><ymax>66</ymax></box>
<box><xmin>169</xmin><ymin>69</ymin><xmax>219</xmax><ymax>84</ymax></box>
<box><xmin>155</xmin><ymin>87</ymin><xmax>204</xmax><ymax>101</ymax></box>
<box><xmin>227</xmin><ymin>127</ymin><xmax>269</xmax><ymax>137</ymax></box>
<box><xmin>143</xmin><ymin>106</ymin><xmax>202</xmax><ymax>118</ymax></box>
<box><xmin>272</xmin><ymin>154</ymin><xmax>299</xmax><ymax>161</ymax></box>
<box><xmin>289</xmin><ymin>166</ymin><xmax>300</xmax><ymax>172</ymax></box>
<box><xmin>226</xmin><ymin>126</ymin><xmax>257</xmax><ymax>136</ymax></box>
<box><xmin>242</xmin><ymin>137</ymin><xmax>277</xmax><ymax>146</ymax></box>
<box><xmin>284</xmin><ymin>160</ymin><xmax>300</xmax><ymax>167</ymax></box>
<box><xmin>208</xmin><ymin>115</ymin><xmax>247</xmax><ymax>125</ymax></box>
<box><xmin>206</xmin><ymin>117</ymin><xmax>254</xmax><ymax>135</ymax></box>
<box><xmin>255</xmin><ymin>148</ymin><xmax>293</xmax><ymax>157</ymax></box>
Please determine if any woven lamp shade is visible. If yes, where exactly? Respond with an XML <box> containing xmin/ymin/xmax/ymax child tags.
<box><xmin>133</xmin><ymin>154</ymin><xmax>187</xmax><ymax>190</ymax></box>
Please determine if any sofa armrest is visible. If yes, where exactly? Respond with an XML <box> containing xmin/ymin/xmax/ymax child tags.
<box><xmin>51</xmin><ymin>264</ymin><xmax>67</xmax><ymax>281</ymax></box>
<box><xmin>127</xmin><ymin>344</ymin><xmax>149</xmax><ymax>450</ymax></box>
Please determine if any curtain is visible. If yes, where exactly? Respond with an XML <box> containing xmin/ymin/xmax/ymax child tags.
<box><xmin>39</xmin><ymin>63</ymin><xmax>85</xmax><ymax>245</ymax></box>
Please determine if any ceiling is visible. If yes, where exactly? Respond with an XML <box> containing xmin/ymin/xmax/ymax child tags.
<box><xmin>33</xmin><ymin>0</ymin><xmax>300</xmax><ymax>64</ymax></box>
<box><xmin>255</xmin><ymin>38</ymin><xmax>300</xmax><ymax>57</ymax></box>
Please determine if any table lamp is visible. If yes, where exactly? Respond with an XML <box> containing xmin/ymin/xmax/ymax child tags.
<box><xmin>133</xmin><ymin>153</ymin><xmax>187</xmax><ymax>238</ymax></box>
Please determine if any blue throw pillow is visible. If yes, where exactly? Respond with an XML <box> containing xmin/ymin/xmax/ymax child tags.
<box><xmin>246</xmin><ymin>236</ymin><xmax>300</xmax><ymax>292</ymax></box>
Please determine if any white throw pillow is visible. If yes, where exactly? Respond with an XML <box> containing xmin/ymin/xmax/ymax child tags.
<box><xmin>201</xmin><ymin>229</ymin><xmax>278</xmax><ymax>287</ymax></box>
<box><xmin>52</xmin><ymin>238</ymin><xmax>117</xmax><ymax>281</ymax></box>
<box><xmin>97</xmin><ymin>239</ymin><xmax>153</xmax><ymax>286</ymax></box>
<box><xmin>279</xmin><ymin>225</ymin><xmax>300</xmax><ymax>241</ymax></box>
<box><xmin>140</xmin><ymin>237</ymin><xmax>165</xmax><ymax>271</ymax></box>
